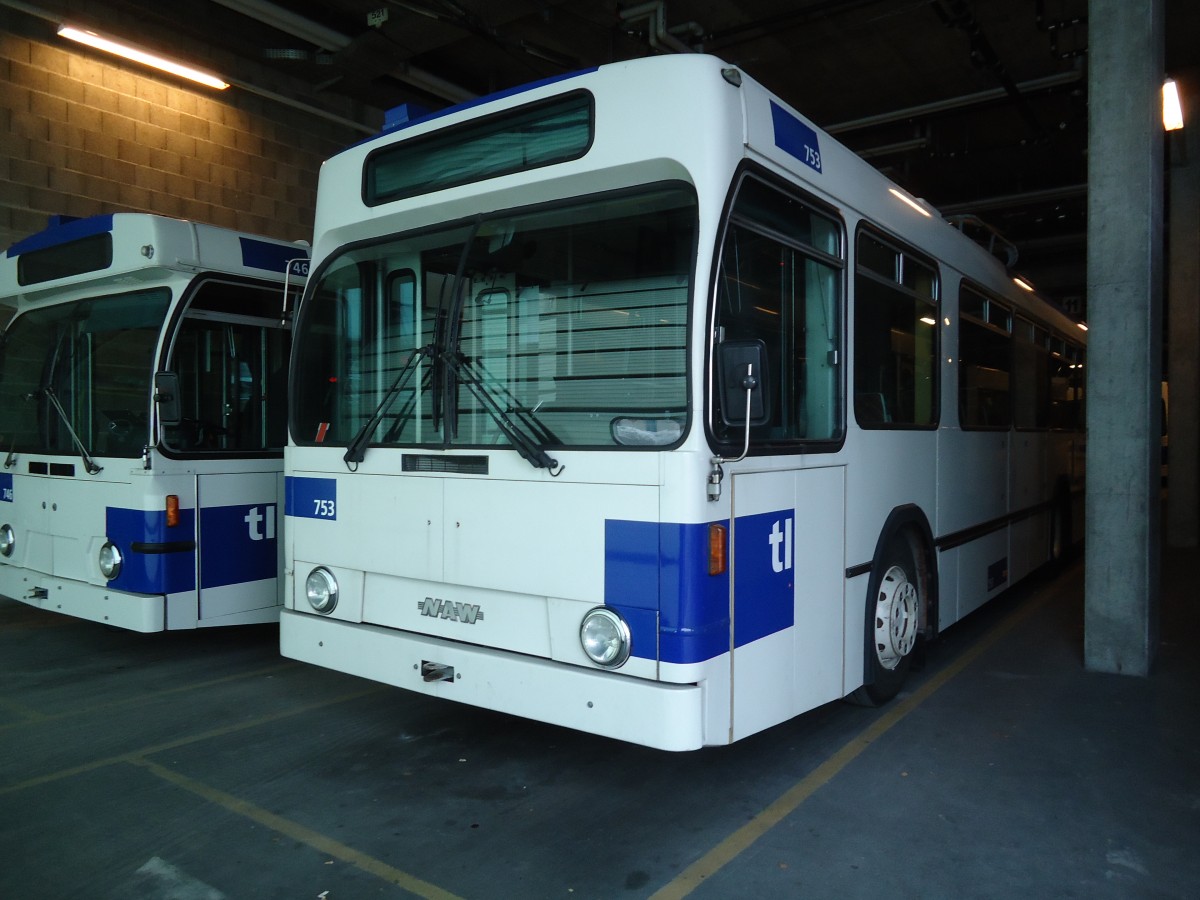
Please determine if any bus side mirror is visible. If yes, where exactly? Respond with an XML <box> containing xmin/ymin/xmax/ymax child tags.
<box><xmin>717</xmin><ymin>339</ymin><xmax>769</xmax><ymax>426</ymax></box>
<box><xmin>154</xmin><ymin>371</ymin><xmax>181</xmax><ymax>427</ymax></box>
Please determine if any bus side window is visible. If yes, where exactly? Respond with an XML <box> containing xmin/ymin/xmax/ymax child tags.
<box><xmin>853</xmin><ymin>230</ymin><xmax>938</xmax><ymax>429</ymax></box>
<box><xmin>958</xmin><ymin>286</ymin><xmax>1012</xmax><ymax>430</ymax></box>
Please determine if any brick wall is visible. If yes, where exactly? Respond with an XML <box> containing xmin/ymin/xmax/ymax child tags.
<box><xmin>0</xmin><ymin>6</ymin><xmax>376</xmax><ymax>260</ymax></box>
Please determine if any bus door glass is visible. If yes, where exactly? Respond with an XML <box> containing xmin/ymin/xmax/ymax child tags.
<box><xmin>163</xmin><ymin>279</ymin><xmax>291</xmax><ymax>622</ymax></box>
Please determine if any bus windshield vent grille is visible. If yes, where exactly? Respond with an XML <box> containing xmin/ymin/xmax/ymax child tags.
<box><xmin>402</xmin><ymin>455</ymin><xmax>489</xmax><ymax>475</ymax></box>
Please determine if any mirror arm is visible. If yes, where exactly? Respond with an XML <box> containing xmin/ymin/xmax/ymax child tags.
<box><xmin>707</xmin><ymin>363</ymin><xmax>756</xmax><ymax>502</ymax></box>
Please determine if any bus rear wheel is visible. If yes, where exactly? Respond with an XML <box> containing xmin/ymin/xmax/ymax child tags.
<box><xmin>850</xmin><ymin>535</ymin><xmax>923</xmax><ymax>706</ymax></box>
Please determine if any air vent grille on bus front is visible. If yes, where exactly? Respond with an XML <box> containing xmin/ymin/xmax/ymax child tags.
<box><xmin>401</xmin><ymin>455</ymin><xmax>489</xmax><ymax>475</ymax></box>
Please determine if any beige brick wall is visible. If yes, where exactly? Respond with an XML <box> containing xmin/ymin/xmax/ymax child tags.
<box><xmin>0</xmin><ymin>6</ymin><xmax>377</xmax><ymax>258</ymax></box>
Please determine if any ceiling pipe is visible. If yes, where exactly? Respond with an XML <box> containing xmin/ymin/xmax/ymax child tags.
<box><xmin>825</xmin><ymin>71</ymin><xmax>1081</xmax><ymax>134</ymax></box>
<box><xmin>619</xmin><ymin>2</ymin><xmax>699</xmax><ymax>54</ymax></box>
<box><xmin>211</xmin><ymin>0</ymin><xmax>475</xmax><ymax>104</ymax></box>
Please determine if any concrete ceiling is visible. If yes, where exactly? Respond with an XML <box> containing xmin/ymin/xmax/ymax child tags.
<box><xmin>17</xmin><ymin>0</ymin><xmax>1200</xmax><ymax>311</ymax></box>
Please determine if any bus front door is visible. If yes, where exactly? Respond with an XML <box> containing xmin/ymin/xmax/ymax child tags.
<box><xmin>730</xmin><ymin>466</ymin><xmax>845</xmax><ymax>742</ymax></box>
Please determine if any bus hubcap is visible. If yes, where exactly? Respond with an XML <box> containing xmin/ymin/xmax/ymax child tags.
<box><xmin>874</xmin><ymin>565</ymin><xmax>918</xmax><ymax>669</ymax></box>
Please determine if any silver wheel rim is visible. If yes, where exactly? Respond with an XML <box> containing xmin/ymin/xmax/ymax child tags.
<box><xmin>873</xmin><ymin>564</ymin><xmax>918</xmax><ymax>670</ymax></box>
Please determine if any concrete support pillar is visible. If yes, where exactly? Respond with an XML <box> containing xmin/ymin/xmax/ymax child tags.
<box><xmin>1084</xmin><ymin>0</ymin><xmax>1164</xmax><ymax>676</ymax></box>
<box><xmin>1167</xmin><ymin>69</ymin><xmax>1200</xmax><ymax>548</ymax></box>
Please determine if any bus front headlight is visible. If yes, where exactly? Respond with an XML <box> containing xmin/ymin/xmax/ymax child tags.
<box><xmin>580</xmin><ymin>607</ymin><xmax>631</xmax><ymax>668</ymax></box>
<box><xmin>305</xmin><ymin>567</ymin><xmax>339</xmax><ymax>614</ymax></box>
<box><xmin>0</xmin><ymin>524</ymin><xmax>13</xmax><ymax>557</ymax></box>
<box><xmin>98</xmin><ymin>541</ymin><xmax>122</xmax><ymax>580</ymax></box>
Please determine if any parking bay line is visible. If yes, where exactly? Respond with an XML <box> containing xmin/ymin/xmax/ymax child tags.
<box><xmin>132</xmin><ymin>757</ymin><xmax>464</xmax><ymax>900</ymax></box>
<box><xmin>650</xmin><ymin>582</ymin><xmax>1057</xmax><ymax>899</ymax></box>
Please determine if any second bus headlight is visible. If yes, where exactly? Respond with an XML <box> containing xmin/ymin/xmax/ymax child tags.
<box><xmin>0</xmin><ymin>524</ymin><xmax>14</xmax><ymax>557</ymax></box>
<box><xmin>580</xmin><ymin>607</ymin><xmax>631</xmax><ymax>668</ymax></box>
<box><xmin>305</xmin><ymin>567</ymin><xmax>339</xmax><ymax>614</ymax></box>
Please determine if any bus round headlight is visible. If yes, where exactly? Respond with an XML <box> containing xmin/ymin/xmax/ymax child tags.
<box><xmin>98</xmin><ymin>541</ymin><xmax>122</xmax><ymax>580</ymax></box>
<box><xmin>0</xmin><ymin>524</ymin><xmax>13</xmax><ymax>557</ymax></box>
<box><xmin>580</xmin><ymin>607</ymin><xmax>631</xmax><ymax>668</ymax></box>
<box><xmin>305</xmin><ymin>567</ymin><xmax>339</xmax><ymax>614</ymax></box>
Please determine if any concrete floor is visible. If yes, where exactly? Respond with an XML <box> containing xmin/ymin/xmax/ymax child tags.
<box><xmin>1</xmin><ymin>549</ymin><xmax>1197</xmax><ymax>899</ymax></box>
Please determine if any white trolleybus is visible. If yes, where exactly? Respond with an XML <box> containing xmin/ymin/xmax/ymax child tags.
<box><xmin>282</xmin><ymin>55</ymin><xmax>1085</xmax><ymax>750</ymax></box>
<box><xmin>0</xmin><ymin>213</ymin><xmax>308</xmax><ymax>631</ymax></box>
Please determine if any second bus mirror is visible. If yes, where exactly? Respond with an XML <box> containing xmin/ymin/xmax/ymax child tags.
<box><xmin>717</xmin><ymin>339</ymin><xmax>770</xmax><ymax>427</ymax></box>
<box><xmin>154</xmin><ymin>371</ymin><xmax>181</xmax><ymax>427</ymax></box>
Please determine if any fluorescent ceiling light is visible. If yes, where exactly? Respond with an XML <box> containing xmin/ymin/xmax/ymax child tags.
<box><xmin>1163</xmin><ymin>78</ymin><xmax>1184</xmax><ymax>131</ymax></box>
<box><xmin>887</xmin><ymin>187</ymin><xmax>933</xmax><ymax>218</ymax></box>
<box><xmin>58</xmin><ymin>25</ymin><xmax>229</xmax><ymax>90</ymax></box>
<box><xmin>1012</xmin><ymin>276</ymin><xmax>1035</xmax><ymax>292</ymax></box>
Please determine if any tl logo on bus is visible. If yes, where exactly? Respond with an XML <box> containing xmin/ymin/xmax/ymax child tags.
<box><xmin>244</xmin><ymin>505</ymin><xmax>277</xmax><ymax>541</ymax></box>
<box><xmin>418</xmin><ymin>597</ymin><xmax>485</xmax><ymax>624</ymax></box>
<box><xmin>769</xmin><ymin>517</ymin><xmax>794</xmax><ymax>573</ymax></box>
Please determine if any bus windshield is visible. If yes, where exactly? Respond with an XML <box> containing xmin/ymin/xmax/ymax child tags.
<box><xmin>293</xmin><ymin>184</ymin><xmax>696</xmax><ymax>455</ymax></box>
<box><xmin>0</xmin><ymin>288</ymin><xmax>171</xmax><ymax>458</ymax></box>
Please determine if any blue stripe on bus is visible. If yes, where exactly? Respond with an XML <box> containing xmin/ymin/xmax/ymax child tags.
<box><xmin>0</xmin><ymin>472</ymin><xmax>12</xmax><ymax>502</ymax></box>
<box><xmin>5</xmin><ymin>214</ymin><xmax>115</xmax><ymax>257</ymax></box>
<box><xmin>106</xmin><ymin>506</ymin><xmax>197</xmax><ymax>594</ymax></box>
<box><xmin>605</xmin><ymin>519</ymin><xmax>730</xmax><ymax>665</ymax></box>
<box><xmin>770</xmin><ymin>101</ymin><xmax>823</xmax><ymax>173</ymax></box>
<box><xmin>239</xmin><ymin>237</ymin><xmax>308</xmax><ymax>274</ymax></box>
<box><xmin>731</xmin><ymin>509</ymin><xmax>796</xmax><ymax>646</ymax></box>
<box><xmin>284</xmin><ymin>476</ymin><xmax>337</xmax><ymax>520</ymax></box>
<box><xmin>199</xmin><ymin>503</ymin><xmax>278</xmax><ymax>589</ymax></box>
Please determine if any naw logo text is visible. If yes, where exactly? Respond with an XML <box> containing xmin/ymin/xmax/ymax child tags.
<box><xmin>418</xmin><ymin>597</ymin><xmax>484</xmax><ymax>624</ymax></box>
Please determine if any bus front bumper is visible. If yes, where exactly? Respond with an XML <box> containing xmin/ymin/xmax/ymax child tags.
<box><xmin>280</xmin><ymin>609</ymin><xmax>707</xmax><ymax>751</ymax></box>
<box><xmin>0</xmin><ymin>564</ymin><xmax>165</xmax><ymax>632</ymax></box>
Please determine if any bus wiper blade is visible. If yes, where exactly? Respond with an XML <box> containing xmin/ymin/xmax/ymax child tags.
<box><xmin>455</xmin><ymin>353</ymin><xmax>559</xmax><ymax>447</ymax></box>
<box><xmin>43</xmin><ymin>386</ymin><xmax>102</xmax><ymax>475</ymax></box>
<box><xmin>442</xmin><ymin>351</ymin><xmax>562</xmax><ymax>474</ymax></box>
<box><xmin>343</xmin><ymin>345</ymin><xmax>432</xmax><ymax>468</ymax></box>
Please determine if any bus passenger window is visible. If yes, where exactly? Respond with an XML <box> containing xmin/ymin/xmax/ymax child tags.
<box><xmin>958</xmin><ymin>286</ymin><xmax>1012</xmax><ymax>429</ymax></box>
<box><xmin>853</xmin><ymin>231</ymin><xmax>937</xmax><ymax>428</ymax></box>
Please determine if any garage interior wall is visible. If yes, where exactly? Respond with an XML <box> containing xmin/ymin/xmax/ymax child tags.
<box><xmin>0</xmin><ymin>6</ymin><xmax>376</xmax><ymax>319</ymax></box>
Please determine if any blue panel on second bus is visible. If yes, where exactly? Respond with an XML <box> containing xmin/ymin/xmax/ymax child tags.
<box><xmin>106</xmin><ymin>506</ymin><xmax>196</xmax><ymax>595</ymax></box>
<box><xmin>285</xmin><ymin>476</ymin><xmax>337</xmax><ymax>520</ymax></box>
<box><xmin>0</xmin><ymin>472</ymin><xmax>12</xmax><ymax>502</ymax></box>
<box><xmin>199</xmin><ymin>503</ymin><xmax>278</xmax><ymax>589</ymax></box>
<box><xmin>605</xmin><ymin>519</ymin><xmax>730</xmax><ymax>665</ymax></box>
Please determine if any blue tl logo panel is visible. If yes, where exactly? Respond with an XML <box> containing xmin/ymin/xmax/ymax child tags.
<box><xmin>0</xmin><ymin>472</ymin><xmax>12</xmax><ymax>501</ymax></box>
<box><xmin>605</xmin><ymin>519</ymin><xmax>730</xmax><ymax>665</ymax></box>
<box><xmin>200</xmin><ymin>503</ymin><xmax>278</xmax><ymax>589</ymax></box>
<box><xmin>733</xmin><ymin>510</ymin><xmax>795</xmax><ymax>646</ymax></box>
<box><xmin>770</xmin><ymin>100</ymin><xmax>823</xmax><ymax>173</ymax></box>
<box><xmin>106</xmin><ymin>506</ymin><xmax>196</xmax><ymax>595</ymax></box>
<box><xmin>285</xmin><ymin>476</ymin><xmax>337</xmax><ymax>520</ymax></box>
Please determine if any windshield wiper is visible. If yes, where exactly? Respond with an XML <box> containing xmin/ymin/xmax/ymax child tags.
<box><xmin>442</xmin><ymin>351</ymin><xmax>562</xmax><ymax>474</ymax></box>
<box><xmin>343</xmin><ymin>345</ymin><xmax>432</xmax><ymax>469</ymax></box>
<box><xmin>43</xmin><ymin>386</ymin><xmax>102</xmax><ymax>475</ymax></box>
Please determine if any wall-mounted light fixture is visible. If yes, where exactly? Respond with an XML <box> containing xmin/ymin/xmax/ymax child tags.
<box><xmin>1012</xmin><ymin>276</ymin><xmax>1035</xmax><ymax>292</ymax></box>
<box><xmin>1163</xmin><ymin>78</ymin><xmax>1184</xmax><ymax>132</ymax></box>
<box><xmin>58</xmin><ymin>25</ymin><xmax>229</xmax><ymax>90</ymax></box>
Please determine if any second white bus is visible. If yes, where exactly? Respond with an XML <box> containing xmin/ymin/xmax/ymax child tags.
<box><xmin>281</xmin><ymin>55</ymin><xmax>1084</xmax><ymax>750</ymax></box>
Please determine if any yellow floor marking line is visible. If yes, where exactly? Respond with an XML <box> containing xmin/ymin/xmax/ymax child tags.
<box><xmin>0</xmin><ymin>696</ymin><xmax>48</xmax><ymax>723</ymax></box>
<box><xmin>0</xmin><ymin>685</ymin><xmax>384</xmax><ymax>796</ymax></box>
<box><xmin>132</xmin><ymin>757</ymin><xmax>465</xmax><ymax>900</ymax></box>
<box><xmin>651</xmin><ymin>586</ymin><xmax>1057</xmax><ymax>900</ymax></box>
<box><xmin>0</xmin><ymin>662</ymin><xmax>298</xmax><ymax>734</ymax></box>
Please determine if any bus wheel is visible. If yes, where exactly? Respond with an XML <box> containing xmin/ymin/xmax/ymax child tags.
<box><xmin>850</xmin><ymin>536</ymin><xmax>922</xmax><ymax>706</ymax></box>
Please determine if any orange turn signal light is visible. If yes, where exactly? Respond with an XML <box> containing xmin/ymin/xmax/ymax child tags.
<box><xmin>166</xmin><ymin>494</ymin><xmax>180</xmax><ymax>528</ymax></box>
<box><xmin>708</xmin><ymin>523</ymin><xmax>727</xmax><ymax>576</ymax></box>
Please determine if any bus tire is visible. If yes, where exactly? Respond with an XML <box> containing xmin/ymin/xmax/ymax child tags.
<box><xmin>849</xmin><ymin>531</ymin><xmax>924</xmax><ymax>707</ymax></box>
